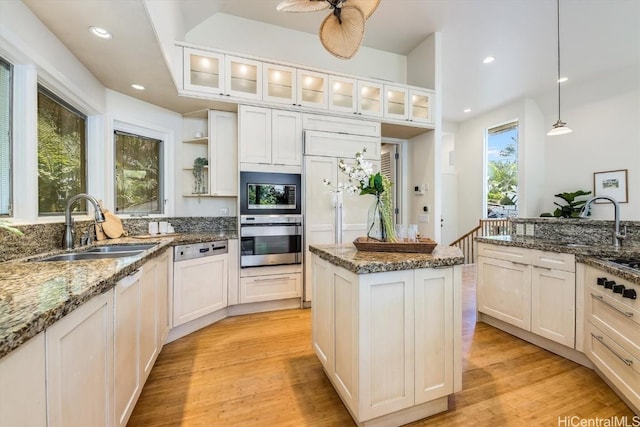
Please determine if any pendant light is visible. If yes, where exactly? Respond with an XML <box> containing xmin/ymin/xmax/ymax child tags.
<box><xmin>547</xmin><ymin>0</ymin><xmax>572</xmax><ymax>136</ymax></box>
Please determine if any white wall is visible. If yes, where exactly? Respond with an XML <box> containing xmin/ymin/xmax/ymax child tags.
<box><xmin>541</xmin><ymin>64</ymin><xmax>640</xmax><ymax>220</ymax></box>
<box><xmin>185</xmin><ymin>13</ymin><xmax>406</xmax><ymax>83</ymax></box>
<box><xmin>455</xmin><ymin>98</ymin><xmax>547</xmax><ymax>233</ymax></box>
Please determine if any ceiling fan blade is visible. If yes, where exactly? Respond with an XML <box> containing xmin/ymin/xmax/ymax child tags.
<box><xmin>277</xmin><ymin>0</ymin><xmax>330</xmax><ymax>13</ymax></box>
<box><xmin>347</xmin><ymin>0</ymin><xmax>380</xmax><ymax>20</ymax></box>
<box><xmin>319</xmin><ymin>5</ymin><xmax>365</xmax><ymax>59</ymax></box>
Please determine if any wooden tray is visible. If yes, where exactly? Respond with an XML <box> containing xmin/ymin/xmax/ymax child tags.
<box><xmin>353</xmin><ymin>237</ymin><xmax>437</xmax><ymax>254</ymax></box>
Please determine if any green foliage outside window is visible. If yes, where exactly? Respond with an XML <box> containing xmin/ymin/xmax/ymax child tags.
<box><xmin>37</xmin><ymin>88</ymin><xmax>86</xmax><ymax>215</ymax></box>
<box><xmin>115</xmin><ymin>131</ymin><xmax>161</xmax><ymax>214</ymax></box>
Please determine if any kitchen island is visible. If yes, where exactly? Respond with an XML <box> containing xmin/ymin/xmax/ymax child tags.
<box><xmin>309</xmin><ymin>243</ymin><xmax>464</xmax><ymax>426</ymax></box>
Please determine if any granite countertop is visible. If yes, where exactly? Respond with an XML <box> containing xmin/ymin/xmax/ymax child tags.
<box><xmin>0</xmin><ymin>231</ymin><xmax>236</xmax><ymax>360</ymax></box>
<box><xmin>476</xmin><ymin>235</ymin><xmax>640</xmax><ymax>285</ymax></box>
<box><xmin>309</xmin><ymin>243</ymin><xmax>465</xmax><ymax>274</ymax></box>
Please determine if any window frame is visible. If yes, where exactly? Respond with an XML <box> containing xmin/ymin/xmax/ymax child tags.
<box><xmin>0</xmin><ymin>57</ymin><xmax>13</xmax><ymax>217</ymax></box>
<box><xmin>484</xmin><ymin>119</ymin><xmax>519</xmax><ymax>220</ymax></box>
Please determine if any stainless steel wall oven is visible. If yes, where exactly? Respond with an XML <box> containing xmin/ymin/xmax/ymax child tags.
<box><xmin>240</xmin><ymin>215</ymin><xmax>303</xmax><ymax>268</ymax></box>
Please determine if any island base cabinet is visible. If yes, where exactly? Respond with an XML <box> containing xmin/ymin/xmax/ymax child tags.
<box><xmin>0</xmin><ymin>333</ymin><xmax>46</xmax><ymax>427</ymax></box>
<box><xmin>46</xmin><ymin>290</ymin><xmax>114</xmax><ymax>427</ymax></box>
<box><xmin>311</xmin><ymin>253</ymin><xmax>461</xmax><ymax>425</ymax></box>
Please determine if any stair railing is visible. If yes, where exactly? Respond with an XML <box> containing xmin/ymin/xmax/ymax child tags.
<box><xmin>449</xmin><ymin>218</ymin><xmax>511</xmax><ymax>264</ymax></box>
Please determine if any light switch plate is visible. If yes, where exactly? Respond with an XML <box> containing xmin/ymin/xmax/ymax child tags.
<box><xmin>525</xmin><ymin>224</ymin><xmax>535</xmax><ymax>236</ymax></box>
<box><xmin>418</xmin><ymin>214</ymin><xmax>429</xmax><ymax>223</ymax></box>
<box><xmin>515</xmin><ymin>224</ymin><xmax>525</xmax><ymax>235</ymax></box>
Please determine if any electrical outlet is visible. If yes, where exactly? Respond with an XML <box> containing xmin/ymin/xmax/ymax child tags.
<box><xmin>515</xmin><ymin>224</ymin><xmax>525</xmax><ymax>235</ymax></box>
<box><xmin>525</xmin><ymin>224</ymin><xmax>535</xmax><ymax>236</ymax></box>
<box><xmin>418</xmin><ymin>214</ymin><xmax>429</xmax><ymax>223</ymax></box>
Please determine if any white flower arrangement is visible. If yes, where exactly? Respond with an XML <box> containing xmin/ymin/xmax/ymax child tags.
<box><xmin>322</xmin><ymin>148</ymin><xmax>375</xmax><ymax>196</ymax></box>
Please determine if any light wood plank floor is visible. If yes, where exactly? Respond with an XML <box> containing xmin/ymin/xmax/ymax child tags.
<box><xmin>128</xmin><ymin>266</ymin><xmax>635</xmax><ymax>426</ymax></box>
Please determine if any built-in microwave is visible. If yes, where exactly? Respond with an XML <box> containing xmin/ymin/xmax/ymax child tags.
<box><xmin>240</xmin><ymin>172</ymin><xmax>302</xmax><ymax>215</ymax></box>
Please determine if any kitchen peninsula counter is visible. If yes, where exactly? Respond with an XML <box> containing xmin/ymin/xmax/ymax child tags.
<box><xmin>0</xmin><ymin>232</ymin><xmax>235</xmax><ymax>360</ymax></box>
<box><xmin>309</xmin><ymin>243</ymin><xmax>464</xmax><ymax>426</ymax></box>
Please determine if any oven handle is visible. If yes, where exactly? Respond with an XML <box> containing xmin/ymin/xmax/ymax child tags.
<box><xmin>241</xmin><ymin>225</ymin><xmax>302</xmax><ymax>237</ymax></box>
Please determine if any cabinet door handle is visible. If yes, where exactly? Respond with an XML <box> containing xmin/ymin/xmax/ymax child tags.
<box><xmin>591</xmin><ymin>333</ymin><xmax>633</xmax><ymax>366</ymax></box>
<box><xmin>511</xmin><ymin>261</ymin><xmax>528</xmax><ymax>266</ymax></box>
<box><xmin>590</xmin><ymin>293</ymin><xmax>633</xmax><ymax>318</ymax></box>
<box><xmin>253</xmin><ymin>277</ymin><xmax>285</xmax><ymax>282</ymax></box>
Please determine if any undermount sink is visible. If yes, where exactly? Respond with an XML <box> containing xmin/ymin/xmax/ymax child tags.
<box><xmin>86</xmin><ymin>244</ymin><xmax>156</xmax><ymax>253</ymax></box>
<box><xmin>33</xmin><ymin>244</ymin><xmax>156</xmax><ymax>262</ymax></box>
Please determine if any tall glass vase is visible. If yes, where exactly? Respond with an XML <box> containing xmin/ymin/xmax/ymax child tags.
<box><xmin>367</xmin><ymin>194</ymin><xmax>387</xmax><ymax>241</ymax></box>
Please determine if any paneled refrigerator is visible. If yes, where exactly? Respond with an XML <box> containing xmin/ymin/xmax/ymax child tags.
<box><xmin>303</xmin><ymin>130</ymin><xmax>381</xmax><ymax>302</ymax></box>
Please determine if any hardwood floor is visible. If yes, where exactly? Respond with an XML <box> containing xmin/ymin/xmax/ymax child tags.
<box><xmin>128</xmin><ymin>266</ymin><xmax>635</xmax><ymax>426</ymax></box>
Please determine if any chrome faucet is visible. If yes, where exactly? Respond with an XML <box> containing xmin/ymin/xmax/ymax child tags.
<box><xmin>63</xmin><ymin>194</ymin><xmax>106</xmax><ymax>249</ymax></box>
<box><xmin>580</xmin><ymin>195</ymin><xmax>626</xmax><ymax>247</ymax></box>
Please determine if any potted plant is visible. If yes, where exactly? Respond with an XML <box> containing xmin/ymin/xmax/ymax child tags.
<box><xmin>540</xmin><ymin>190</ymin><xmax>591</xmax><ymax>218</ymax></box>
<box><xmin>192</xmin><ymin>157</ymin><xmax>208</xmax><ymax>194</ymax></box>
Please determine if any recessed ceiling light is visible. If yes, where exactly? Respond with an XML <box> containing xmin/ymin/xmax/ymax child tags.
<box><xmin>131</xmin><ymin>84</ymin><xmax>145</xmax><ymax>91</ymax></box>
<box><xmin>89</xmin><ymin>26</ymin><xmax>112</xmax><ymax>39</ymax></box>
<box><xmin>557</xmin><ymin>76</ymin><xmax>568</xmax><ymax>83</ymax></box>
<box><xmin>482</xmin><ymin>56</ymin><xmax>495</xmax><ymax>64</ymax></box>
<box><xmin>464</xmin><ymin>108</ymin><xmax>471</xmax><ymax>113</ymax></box>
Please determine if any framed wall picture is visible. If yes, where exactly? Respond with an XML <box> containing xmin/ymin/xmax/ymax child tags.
<box><xmin>593</xmin><ymin>169</ymin><xmax>628</xmax><ymax>203</ymax></box>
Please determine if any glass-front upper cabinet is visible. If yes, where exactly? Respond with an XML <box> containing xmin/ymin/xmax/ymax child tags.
<box><xmin>183</xmin><ymin>48</ymin><xmax>225</xmax><ymax>95</ymax></box>
<box><xmin>409</xmin><ymin>89</ymin><xmax>434</xmax><ymax>124</ymax></box>
<box><xmin>328</xmin><ymin>76</ymin><xmax>356</xmax><ymax>114</ymax></box>
<box><xmin>225</xmin><ymin>56</ymin><xmax>262</xmax><ymax>100</ymax></box>
<box><xmin>296</xmin><ymin>69</ymin><xmax>328</xmax><ymax>109</ymax></box>
<box><xmin>263</xmin><ymin>63</ymin><xmax>297</xmax><ymax>105</ymax></box>
<box><xmin>384</xmin><ymin>85</ymin><xmax>408</xmax><ymax>120</ymax></box>
<box><xmin>357</xmin><ymin>80</ymin><xmax>383</xmax><ymax>117</ymax></box>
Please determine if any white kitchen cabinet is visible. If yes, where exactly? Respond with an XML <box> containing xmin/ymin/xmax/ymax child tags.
<box><xmin>477</xmin><ymin>243</ymin><xmax>576</xmax><ymax>347</ymax></box>
<box><xmin>209</xmin><ymin>110</ymin><xmax>238</xmax><ymax>196</ymax></box>
<box><xmin>384</xmin><ymin>85</ymin><xmax>434</xmax><ymax>125</ymax></box>
<box><xmin>357</xmin><ymin>80</ymin><xmax>384</xmax><ymax>118</ymax></box>
<box><xmin>531</xmin><ymin>249</ymin><xmax>576</xmax><ymax>347</ymax></box>
<box><xmin>183</xmin><ymin>48</ymin><xmax>263</xmax><ymax>101</ymax></box>
<box><xmin>47</xmin><ymin>290</ymin><xmax>114</xmax><ymax>427</ymax></box>
<box><xmin>182</xmin><ymin>109</ymin><xmax>238</xmax><ymax>197</ymax></box>
<box><xmin>239</xmin><ymin>105</ymin><xmax>302</xmax><ymax>171</ymax></box>
<box><xmin>157</xmin><ymin>249</ymin><xmax>171</xmax><ymax>344</ymax></box>
<box><xmin>311</xmin><ymin>253</ymin><xmax>461</xmax><ymax>423</ymax></box>
<box><xmin>328</xmin><ymin>75</ymin><xmax>356</xmax><ymax>114</ymax></box>
<box><xmin>302</xmin><ymin>113</ymin><xmax>381</xmax><ymax>137</ymax></box>
<box><xmin>328</xmin><ymin>77</ymin><xmax>383</xmax><ymax>118</ymax></box>
<box><xmin>140</xmin><ymin>257</ymin><xmax>162</xmax><ymax>381</ymax></box>
<box><xmin>583</xmin><ymin>264</ymin><xmax>640</xmax><ymax>412</ymax></box>
<box><xmin>263</xmin><ymin>62</ymin><xmax>297</xmax><ymax>105</ymax></box>
<box><xmin>183</xmin><ymin>47</ymin><xmax>225</xmax><ymax>95</ymax></box>
<box><xmin>0</xmin><ymin>333</ymin><xmax>46</xmax><ymax>427</ymax></box>
<box><xmin>114</xmin><ymin>269</ymin><xmax>143</xmax><ymax>427</ymax></box>
<box><xmin>173</xmin><ymin>252</ymin><xmax>228</xmax><ymax>326</ymax></box>
<box><xmin>228</xmin><ymin>239</ymin><xmax>240</xmax><ymax>305</ymax></box>
<box><xmin>296</xmin><ymin>69</ymin><xmax>328</xmax><ymax>109</ymax></box>
<box><xmin>240</xmin><ymin>272</ymin><xmax>301</xmax><ymax>304</ymax></box>
<box><xmin>477</xmin><ymin>254</ymin><xmax>531</xmax><ymax>330</ymax></box>
<box><xmin>225</xmin><ymin>55</ymin><xmax>262</xmax><ymax>100</ymax></box>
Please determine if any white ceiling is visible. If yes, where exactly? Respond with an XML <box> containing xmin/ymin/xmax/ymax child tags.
<box><xmin>21</xmin><ymin>0</ymin><xmax>640</xmax><ymax>124</ymax></box>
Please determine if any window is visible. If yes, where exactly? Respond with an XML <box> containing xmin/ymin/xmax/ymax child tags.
<box><xmin>486</xmin><ymin>121</ymin><xmax>518</xmax><ymax>218</ymax></box>
<box><xmin>0</xmin><ymin>58</ymin><xmax>11</xmax><ymax>216</ymax></box>
<box><xmin>37</xmin><ymin>86</ymin><xmax>86</xmax><ymax>215</ymax></box>
<box><xmin>114</xmin><ymin>130</ymin><xmax>162</xmax><ymax>214</ymax></box>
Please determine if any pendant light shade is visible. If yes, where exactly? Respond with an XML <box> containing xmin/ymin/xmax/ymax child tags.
<box><xmin>547</xmin><ymin>0</ymin><xmax>572</xmax><ymax>136</ymax></box>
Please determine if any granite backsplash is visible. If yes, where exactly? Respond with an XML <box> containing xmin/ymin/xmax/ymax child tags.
<box><xmin>0</xmin><ymin>216</ymin><xmax>237</xmax><ymax>262</ymax></box>
<box><xmin>510</xmin><ymin>217</ymin><xmax>640</xmax><ymax>246</ymax></box>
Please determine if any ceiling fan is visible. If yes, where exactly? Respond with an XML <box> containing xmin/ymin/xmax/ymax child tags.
<box><xmin>276</xmin><ymin>0</ymin><xmax>381</xmax><ymax>59</ymax></box>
